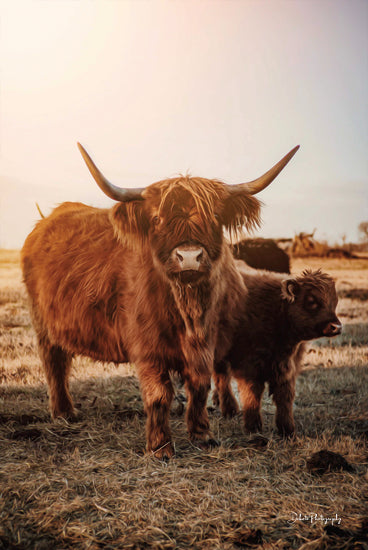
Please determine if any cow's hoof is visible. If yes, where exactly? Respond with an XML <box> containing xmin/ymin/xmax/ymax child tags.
<box><xmin>244</xmin><ymin>411</ymin><xmax>263</xmax><ymax>433</ymax></box>
<box><xmin>244</xmin><ymin>424</ymin><xmax>263</xmax><ymax>434</ymax></box>
<box><xmin>278</xmin><ymin>427</ymin><xmax>296</xmax><ymax>439</ymax></box>
<box><xmin>150</xmin><ymin>442</ymin><xmax>175</xmax><ymax>460</ymax></box>
<box><xmin>52</xmin><ymin>409</ymin><xmax>80</xmax><ymax>423</ymax></box>
<box><xmin>244</xmin><ymin>419</ymin><xmax>263</xmax><ymax>433</ymax></box>
<box><xmin>277</xmin><ymin>419</ymin><xmax>295</xmax><ymax>438</ymax></box>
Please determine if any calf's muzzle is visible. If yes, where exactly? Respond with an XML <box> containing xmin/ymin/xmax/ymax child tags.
<box><xmin>322</xmin><ymin>321</ymin><xmax>342</xmax><ymax>337</ymax></box>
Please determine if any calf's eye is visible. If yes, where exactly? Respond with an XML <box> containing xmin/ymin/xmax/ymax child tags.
<box><xmin>152</xmin><ymin>216</ymin><xmax>161</xmax><ymax>226</ymax></box>
<box><xmin>306</xmin><ymin>296</ymin><xmax>319</xmax><ymax>309</ymax></box>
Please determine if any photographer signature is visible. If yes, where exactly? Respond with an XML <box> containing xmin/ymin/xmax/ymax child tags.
<box><xmin>288</xmin><ymin>512</ymin><xmax>342</xmax><ymax>525</ymax></box>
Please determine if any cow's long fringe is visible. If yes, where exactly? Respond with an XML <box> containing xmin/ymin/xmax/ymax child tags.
<box><xmin>156</xmin><ymin>176</ymin><xmax>262</xmax><ymax>242</ymax></box>
<box><xmin>157</xmin><ymin>176</ymin><xmax>223</xmax><ymax>222</ymax></box>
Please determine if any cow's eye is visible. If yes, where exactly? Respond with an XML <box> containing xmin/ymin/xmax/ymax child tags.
<box><xmin>152</xmin><ymin>216</ymin><xmax>161</xmax><ymax>226</ymax></box>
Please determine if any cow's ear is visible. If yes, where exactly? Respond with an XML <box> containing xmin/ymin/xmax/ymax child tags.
<box><xmin>220</xmin><ymin>192</ymin><xmax>261</xmax><ymax>240</ymax></box>
<box><xmin>281</xmin><ymin>278</ymin><xmax>299</xmax><ymax>303</ymax></box>
<box><xmin>110</xmin><ymin>201</ymin><xmax>150</xmax><ymax>249</ymax></box>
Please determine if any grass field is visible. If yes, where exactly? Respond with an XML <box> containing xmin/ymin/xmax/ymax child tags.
<box><xmin>0</xmin><ymin>250</ymin><xmax>367</xmax><ymax>549</ymax></box>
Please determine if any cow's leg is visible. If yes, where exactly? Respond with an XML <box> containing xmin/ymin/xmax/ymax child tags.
<box><xmin>213</xmin><ymin>361</ymin><xmax>239</xmax><ymax>417</ymax></box>
<box><xmin>272</xmin><ymin>377</ymin><xmax>296</xmax><ymax>437</ymax></box>
<box><xmin>184</xmin><ymin>371</ymin><xmax>217</xmax><ymax>448</ymax></box>
<box><xmin>236</xmin><ymin>377</ymin><xmax>264</xmax><ymax>433</ymax></box>
<box><xmin>138</xmin><ymin>366</ymin><xmax>174</xmax><ymax>459</ymax></box>
<box><xmin>38</xmin><ymin>332</ymin><xmax>75</xmax><ymax>419</ymax></box>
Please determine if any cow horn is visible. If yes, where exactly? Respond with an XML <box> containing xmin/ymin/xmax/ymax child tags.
<box><xmin>77</xmin><ymin>143</ymin><xmax>145</xmax><ymax>202</ymax></box>
<box><xmin>228</xmin><ymin>145</ymin><xmax>300</xmax><ymax>195</ymax></box>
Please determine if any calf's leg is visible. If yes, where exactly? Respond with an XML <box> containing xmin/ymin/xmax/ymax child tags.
<box><xmin>236</xmin><ymin>377</ymin><xmax>264</xmax><ymax>433</ymax></box>
<box><xmin>272</xmin><ymin>378</ymin><xmax>296</xmax><ymax>437</ymax></box>
<box><xmin>213</xmin><ymin>361</ymin><xmax>239</xmax><ymax>417</ymax></box>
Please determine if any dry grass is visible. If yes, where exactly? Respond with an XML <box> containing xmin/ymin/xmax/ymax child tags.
<box><xmin>0</xmin><ymin>251</ymin><xmax>367</xmax><ymax>549</ymax></box>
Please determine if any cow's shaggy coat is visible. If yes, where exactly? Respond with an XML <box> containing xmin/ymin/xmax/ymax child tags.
<box><xmin>21</xmin><ymin>179</ymin><xmax>259</xmax><ymax>457</ymax></box>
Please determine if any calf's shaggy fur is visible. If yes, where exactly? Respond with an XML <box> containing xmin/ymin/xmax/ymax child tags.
<box><xmin>214</xmin><ymin>267</ymin><xmax>341</xmax><ymax>436</ymax></box>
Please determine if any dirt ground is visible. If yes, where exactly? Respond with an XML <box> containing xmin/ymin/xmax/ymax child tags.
<box><xmin>0</xmin><ymin>250</ymin><xmax>367</xmax><ymax>549</ymax></box>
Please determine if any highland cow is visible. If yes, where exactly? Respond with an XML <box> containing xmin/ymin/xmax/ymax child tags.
<box><xmin>213</xmin><ymin>267</ymin><xmax>341</xmax><ymax>437</ymax></box>
<box><xmin>21</xmin><ymin>144</ymin><xmax>299</xmax><ymax>457</ymax></box>
<box><xmin>231</xmin><ymin>238</ymin><xmax>290</xmax><ymax>273</ymax></box>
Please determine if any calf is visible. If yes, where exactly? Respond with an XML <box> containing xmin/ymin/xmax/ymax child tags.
<box><xmin>214</xmin><ymin>268</ymin><xmax>341</xmax><ymax>436</ymax></box>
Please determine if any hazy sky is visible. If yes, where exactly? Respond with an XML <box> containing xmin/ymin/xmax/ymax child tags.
<box><xmin>1</xmin><ymin>0</ymin><xmax>367</xmax><ymax>249</ymax></box>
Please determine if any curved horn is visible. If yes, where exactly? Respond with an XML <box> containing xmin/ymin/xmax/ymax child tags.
<box><xmin>77</xmin><ymin>143</ymin><xmax>145</xmax><ymax>202</ymax></box>
<box><xmin>228</xmin><ymin>145</ymin><xmax>300</xmax><ymax>195</ymax></box>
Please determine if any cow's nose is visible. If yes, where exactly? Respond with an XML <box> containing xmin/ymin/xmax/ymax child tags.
<box><xmin>175</xmin><ymin>247</ymin><xmax>203</xmax><ymax>271</ymax></box>
<box><xmin>323</xmin><ymin>322</ymin><xmax>342</xmax><ymax>336</ymax></box>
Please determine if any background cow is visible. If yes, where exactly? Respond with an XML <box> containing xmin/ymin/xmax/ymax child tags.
<box><xmin>231</xmin><ymin>238</ymin><xmax>290</xmax><ymax>273</ymax></box>
<box><xmin>21</xmin><ymin>144</ymin><xmax>298</xmax><ymax>458</ymax></box>
<box><xmin>213</xmin><ymin>268</ymin><xmax>341</xmax><ymax>437</ymax></box>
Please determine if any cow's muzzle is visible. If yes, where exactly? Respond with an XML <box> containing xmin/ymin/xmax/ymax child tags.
<box><xmin>168</xmin><ymin>244</ymin><xmax>209</xmax><ymax>284</ymax></box>
<box><xmin>175</xmin><ymin>246</ymin><xmax>204</xmax><ymax>271</ymax></box>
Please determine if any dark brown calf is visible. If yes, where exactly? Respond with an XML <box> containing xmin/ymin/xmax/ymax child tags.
<box><xmin>214</xmin><ymin>268</ymin><xmax>341</xmax><ymax>437</ymax></box>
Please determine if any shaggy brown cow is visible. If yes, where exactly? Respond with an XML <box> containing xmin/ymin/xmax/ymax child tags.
<box><xmin>213</xmin><ymin>267</ymin><xmax>341</xmax><ymax>437</ymax></box>
<box><xmin>21</xmin><ymin>144</ymin><xmax>299</xmax><ymax>458</ymax></box>
<box><xmin>232</xmin><ymin>238</ymin><xmax>290</xmax><ymax>273</ymax></box>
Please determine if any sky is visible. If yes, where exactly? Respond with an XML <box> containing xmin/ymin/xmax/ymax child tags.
<box><xmin>0</xmin><ymin>0</ymin><xmax>367</xmax><ymax>249</ymax></box>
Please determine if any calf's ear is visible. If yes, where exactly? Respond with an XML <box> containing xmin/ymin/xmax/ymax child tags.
<box><xmin>281</xmin><ymin>278</ymin><xmax>299</xmax><ymax>303</ymax></box>
<box><xmin>110</xmin><ymin>201</ymin><xmax>150</xmax><ymax>249</ymax></box>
